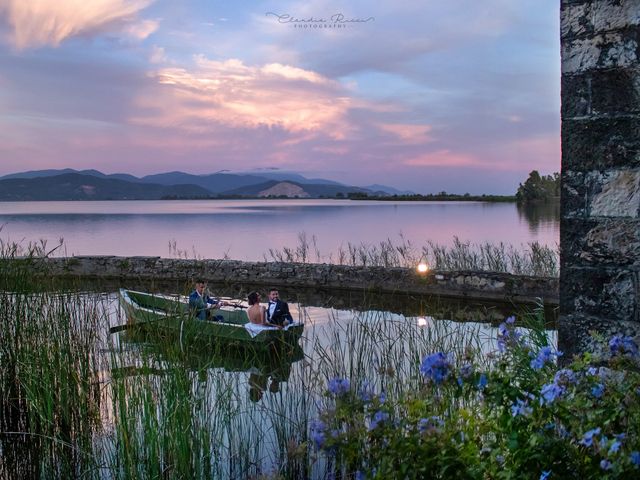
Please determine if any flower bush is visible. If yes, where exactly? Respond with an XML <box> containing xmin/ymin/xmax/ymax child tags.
<box><xmin>310</xmin><ymin>317</ymin><xmax>640</xmax><ymax>479</ymax></box>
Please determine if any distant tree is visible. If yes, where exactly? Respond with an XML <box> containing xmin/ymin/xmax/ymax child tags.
<box><xmin>516</xmin><ymin>170</ymin><xmax>560</xmax><ymax>203</ymax></box>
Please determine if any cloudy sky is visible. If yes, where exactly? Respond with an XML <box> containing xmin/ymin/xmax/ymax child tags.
<box><xmin>0</xmin><ymin>0</ymin><xmax>560</xmax><ymax>194</ymax></box>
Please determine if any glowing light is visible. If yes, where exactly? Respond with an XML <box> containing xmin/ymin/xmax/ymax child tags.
<box><xmin>417</xmin><ymin>262</ymin><xmax>429</xmax><ymax>273</ymax></box>
<box><xmin>417</xmin><ymin>317</ymin><xmax>428</xmax><ymax>327</ymax></box>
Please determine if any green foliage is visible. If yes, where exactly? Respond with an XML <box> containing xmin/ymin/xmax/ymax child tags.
<box><xmin>312</xmin><ymin>317</ymin><xmax>640</xmax><ymax>479</ymax></box>
<box><xmin>516</xmin><ymin>171</ymin><xmax>560</xmax><ymax>204</ymax></box>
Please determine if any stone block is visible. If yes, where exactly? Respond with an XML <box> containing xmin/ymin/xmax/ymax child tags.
<box><xmin>590</xmin><ymin>169</ymin><xmax>640</xmax><ymax>216</ymax></box>
<box><xmin>560</xmin><ymin>266</ymin><xmax>639</xmax><ymax>321</ymax></box>
<box><xmin>562</xmin><ymin>67</ymin><xmax>640</xmax><ymax>117</ymax></box>
<box><xmin>562</xmin><ymin>30</ymin><xmax>639</xmax><ymax>74</ymax></box>
<box><xmin>562</xmin><ymin>1</ymin><xmax>640</xmax><ymax>39</ymax></box>
<box><xmin>562</xmin><ymin>217</ymin><xmax>640</xmax><ymax>266</ymax></box>
<box><xmin>562</xmin><ymin>117</ymin><xmax>640</xmax><ymax>171</ymax></box>
<box><xmin>562</xmin><ymin>168</ymin><xmax>640</xmax><ymax>218</ymax></box>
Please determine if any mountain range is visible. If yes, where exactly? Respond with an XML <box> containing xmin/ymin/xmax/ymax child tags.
<box><xmin>0</xmin><ymin>169</ymin><xmax>413</xmax><ymax>201</ymax></box>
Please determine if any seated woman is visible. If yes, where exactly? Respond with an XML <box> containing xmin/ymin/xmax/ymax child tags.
<box><xmin>246</xmin><ymin>291</ymin><xmax>281</xmax><ymax>328</ymax></box>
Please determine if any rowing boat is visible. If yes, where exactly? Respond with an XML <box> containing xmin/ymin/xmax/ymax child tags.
<box><xmin>116</xmin><ymin>288</ymin><xmax>304</xmax><ymax>352</ymax></box>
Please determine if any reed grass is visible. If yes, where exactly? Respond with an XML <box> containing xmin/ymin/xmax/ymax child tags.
<box><xmin>0</xmin><ymin>241</ymin><xmax>548</xmax><ymax>478</ymax></box>
<box><xmin>263</xmin><ymin>233</ymin><xmax>559</xmax><ymax>277</ymax></box>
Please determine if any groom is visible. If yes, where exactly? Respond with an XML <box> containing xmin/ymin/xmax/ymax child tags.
<box><xmin>265</xmin><ymin>287</ymin><xmax>293</xmax><ymax>326</ymax></box>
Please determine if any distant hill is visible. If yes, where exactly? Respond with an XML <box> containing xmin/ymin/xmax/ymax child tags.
<box><xmin>0</xmin><ymin>173</ymin><xmax>212</xmax><ymax>201</ymax></box>
<box><xmin>363</xmin><ymin>184</ymin><xmax>415</xmax><ymax>195</ymax></box>
<box><xmin>0</xmin><ymin>168</ymin><xmax>404</xmax><ymax>200</ymax></box>
<box><xmin>1</xmin><ymin>168</ymin><xmax>141</xmax><ymax>183</ymax></box>
<box><xmin>221</xmin><ymin>180</ymin><xmax>373</xmax><ymax>198</ymax></box>
<box><xmin>240</xmin><ymin>169</ymin><xmax>345</xmax><ymax>186</ymax></box>
<box><xmin>139</xmin><ymin>171</ymin><xmax>270</xmax><ymax>193</ymax></box>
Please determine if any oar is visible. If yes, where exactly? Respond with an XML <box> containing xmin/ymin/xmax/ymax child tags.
<box><xmin>227</xmin><ymin>303</ymin><xmax>247</xmax><ymax>309</ymax></box>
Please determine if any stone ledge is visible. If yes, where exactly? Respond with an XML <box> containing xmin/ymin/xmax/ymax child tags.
<box><xmin>7</xmin><ymin>256</ymin><xmax>560</xmax><ymax>306</ymax></box>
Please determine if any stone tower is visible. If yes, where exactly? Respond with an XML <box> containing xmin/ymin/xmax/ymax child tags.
<box><xmin>560</xmin><ymin>0</ymin><xmax>640</xmax><ymax>357</ymax></box>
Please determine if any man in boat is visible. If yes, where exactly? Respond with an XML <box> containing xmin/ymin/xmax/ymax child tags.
<box><xmin>189</xmin><ymin>279</ymin><xmax>227</xmax><ymax>320</ymax></box>
<box><xmin>247</xmin><ymin>291</ymin><xmax>281</xmax><ymax>328</ymax></box>
<box><xmin>265</xmin><ymin>287</ymin><xmax>293</xmax><ymax>326</ymax></box>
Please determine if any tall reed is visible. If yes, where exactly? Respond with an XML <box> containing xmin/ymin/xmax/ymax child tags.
<box><xmin>1</xmin><ymin>239</ymin><xmax>535</xmax><ymax>478</ymax></box>
<box><xmin>263</xmin><ymin>233</ymin><xmax>559</xmax><ymax>277</ymax></box>
<box><xmin>0</xmin><ymin>242</ymin><xmax>104</xmax><ymax>478</ymax></box>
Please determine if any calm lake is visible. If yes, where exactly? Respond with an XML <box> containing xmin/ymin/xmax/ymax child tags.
<box><xmin>0</xmin><ymin>199</ymin><xmax>559</xmax><ymax>260</ymax></box>
<box><xmin>0</xmin><ymin>200</ymin><xmax>559</xmax><ymax>478</ymax></box>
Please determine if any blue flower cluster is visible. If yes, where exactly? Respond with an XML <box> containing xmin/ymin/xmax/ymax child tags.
<box><xmin>368</xmin><ymin>410</ymin><xmax>389</xmax><ymax>431</ymax></box>
<box><xmin>328</xmin><ymin>377</ymin><xmax>350</xmax><ymax>396</ymax></box>
<box><xmin>511</xmin><ymin>397</ymin><xmax>534</xmax><ymax>417</ymax></box>
<box><xmin>418</xmin><ymin>416</ymin><xmax>444</xmax><ymax>434</ymax></box>
<box><xmin>530</xmin><ymin>346</ymin><xmax>562</xmax><ymax>370</ymax></box>
<box><xmin>497</xmin><ymin>316</ymin><xmax>522</xmax><ymax>352</ymax></box>
<box><xmin>310</xmin><ymin>419</ymin><xmax>327</xmax><ymax>449</ymax></box>
<box><xmin>420</xmin><ymin>352</ymin><xmax>452</xmax><ymax>385</ymax></box>
<box><xmin>609</xmin><ymin>334</ymin><xmax>639</xmax><ymax>357</ymax></box>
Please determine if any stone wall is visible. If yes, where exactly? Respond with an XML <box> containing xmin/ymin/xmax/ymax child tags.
<box><xmin>30</xmin><ymin>256</ymin><xmax>558</xmax><ymax>306</ymax></box>
<box><xmin>560</xmin><ymin>0</ymin><xmax>640</xmax><ymax>356</ymax></box>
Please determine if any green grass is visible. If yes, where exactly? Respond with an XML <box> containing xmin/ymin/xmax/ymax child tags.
<box><xmin>1</xmin><ymin>243</ymin><xmax>545</xmax><ymax>479</ymax></box>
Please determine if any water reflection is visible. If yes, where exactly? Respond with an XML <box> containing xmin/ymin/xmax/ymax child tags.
<box><xmin>0</xmin><ymin>199</ymin><xmax>558</xmax><ymax>259</ymax></box>
<box><xmin>517</xmin><ymin>201</ymin><xmax>560</xmax><ymax>235</ymax></box>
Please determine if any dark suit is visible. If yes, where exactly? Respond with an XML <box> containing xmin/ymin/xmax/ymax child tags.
<box><xmin>189</xmin><ymin>290</ymin><xmax>218</xmax><ymax>320</ymax></box>
<box><xmin>266</xmin><ymin>300</ymin><xmax>293</xmax><ymax>326</ymax></box>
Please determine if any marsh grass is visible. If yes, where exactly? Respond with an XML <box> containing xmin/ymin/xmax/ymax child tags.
<box><xmin>263</xmin><ymin>233</ymin><xmax>559</xmax><ymax>277</ymax></box>
<box><xmin>1</xmin><ymin>242</ymin><xmax>536</xmax><ymax>478</ymax></box>
<box><xmin>0</xmin><ymin>244</ymin><xmax>105</xmax><ymax>478</ymax></box>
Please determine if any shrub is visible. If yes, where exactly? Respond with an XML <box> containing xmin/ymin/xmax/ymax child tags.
<box><xmin>311</xmin><ymin>318</ymin><xmax>640</xmax><ymax>479</ymax></box>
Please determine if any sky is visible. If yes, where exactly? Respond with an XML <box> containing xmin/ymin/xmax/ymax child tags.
<box><xmin>0</xmin><ymin>0</ymin><xmax>560</xmax><ymax>195</ymax></box>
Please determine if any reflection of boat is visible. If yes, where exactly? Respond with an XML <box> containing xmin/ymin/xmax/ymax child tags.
<box><xmin>113</xmin><ymin>335</ymin><xmax>304</xmax><ymax>381</ymax></box>
<box><xmin>117</xmin><ymin>289</ymin><xmax>304</xmax><ymax>352</ymax></box>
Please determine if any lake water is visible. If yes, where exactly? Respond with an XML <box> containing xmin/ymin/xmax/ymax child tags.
<box><xmin>0</xmin><ymin>199</ymin><xmax>558</xmax><ymax>260</ymax></box>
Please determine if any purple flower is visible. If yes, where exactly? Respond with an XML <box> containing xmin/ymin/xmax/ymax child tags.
<box><xmin>609</xmin><ymin>439</ymin><xmax>623</xmax><ymax>455</ymax></box>
<box><xmin>586</xmin><ymin>366</ymin><xmax>598</xmax><ymax>376</ymax></box>
<box><xmin>327</xmin><ymin>377</ymin><xmax>350</xmax><ymax>396</ymax></box>
<box><xmin>420</xmin><ymin>352</ymin><xmax>452</xmax><ymax>384</ymax></box>
<box><xmin>539</xmin><ymin>471</ymin><xmax>551</xmax><ymax>480</ymax></box>
<box><xmin>368</xmin><ymin>410</ymin><xmax>389</xmax><ymax>431</ymax></box>
<box><xmin>355</xmin><ymin>471</ymin><xmax>365</xmax><ymax>480</ymax></box>
<box><xmin>310</xmin><ymin>420</ymin><xmax>327</xmax><ymax>449</ymax></box>
<box><xmin>600</xmin><ymin>459</ymin><xmax>613</xmax><ymax>471</ymax></box>
<box><xmin>591</xmin><ymin>383</ymin><xmax>604</xmax><ymax>399</ymax></box>
<box><xmin>609</xmin><ymin>334</ymin><xmax>639</xmax><ymax>357</ymax></box>
<box><xmin>457</xmin><ymin>363</ymin><xmax>474</xmax><ymax>385</ymax></box>
<box><xmin>630</xmin><ymin>451</ymin><xmax>640</xmax><ymax>467</ymax></box>
<box><xmin>511</xmin><ymin>398</ymin><xmax>533</xmax><ymax>417</ymax></box>
<box><xmin>530</xmin><ymin>346</ymin><xmax>560</xmax><ymax>370</ymax></box>
<box><xmin>579</xmin><ymin>427</ymin><xmax>601</xmax><ymax>447</ymax></box>
<box><xmin>553</xmin><ymin>369</ymin><xmax>576</xmax><ymax>386</ymax></box>
<box><xmin>477</xmin><ymin>373</ymin><xmax>488</xmax><ymax>390</ymax></box>
<box><xmin>418</xmin><ymin>416</ymin><xmax>444</xmax><ymax>434</ymax></box>
<box><xmin>540</xmin><ymin>382</ymin><xmax>564</xmax><ymax>405</ymax></box>
<box><xmin>358</xmin><ymin>381</ymin><xmax>374</xmax><ymax>403</ymax></box>
<box><xmin>497</xmin><ymin>316</ymin><xmax>522</xmax><ymax>352</ymax></box>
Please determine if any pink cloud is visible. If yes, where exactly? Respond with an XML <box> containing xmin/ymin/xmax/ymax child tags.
<box><xmin>0</xmin><ymin>0</ymin><xmax>154</xmax><ymax>49</ymax></box>
<box><xmin>131</xmin><ymin>56</ymin><xmax>356</xmax><ymax>139</ymax></box>
<box><xmin>403</xmin><ymin>149</ymin><xmax>479</xmax><ymax>167</ymax></box>
<box><xmin>377</xmin><ymin>123</ymin><xmax>433</xmax><ymax>143</ymax></box>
